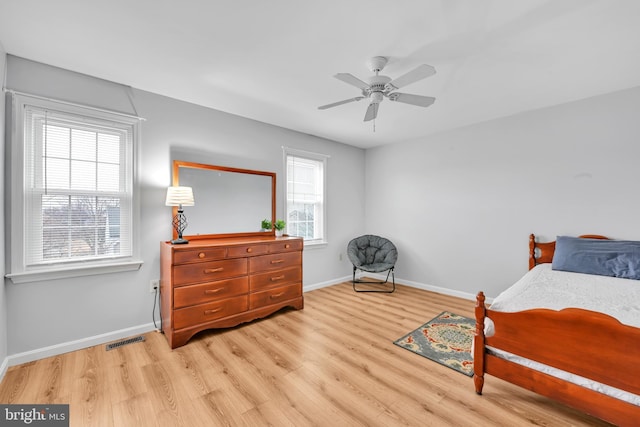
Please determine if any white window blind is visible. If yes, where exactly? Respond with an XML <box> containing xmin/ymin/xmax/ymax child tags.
<box><xmin>285</xmin><ymin>150</ymin><xmax>327</xmax><ymax>244</ymax></box>
<box><xmin>22</xmin><ymin>103</ymin><xmax>134</xmax><ymax>267</ymax></box>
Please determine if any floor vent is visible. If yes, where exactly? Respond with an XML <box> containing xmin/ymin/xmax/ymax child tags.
<box><xmin>105</xmin><ymin>335</ymin><xmax>145</xmax><ymax>351</ymax></box>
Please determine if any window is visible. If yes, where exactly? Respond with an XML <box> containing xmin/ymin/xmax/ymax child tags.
<box><xmin>284</xmin><ymin>148</ymin><xmax>328</xmax><ymax>245</ymax></box>
<box><xmin>7</xmin><ymin>93</ymin><xmax>141</xmax><ymax>283</ymax></box>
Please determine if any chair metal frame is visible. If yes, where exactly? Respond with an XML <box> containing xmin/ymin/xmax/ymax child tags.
<box><xmin>352</xmin><ymin>265</ymin><xmax>396</xmax><ymax>293</ymax></box>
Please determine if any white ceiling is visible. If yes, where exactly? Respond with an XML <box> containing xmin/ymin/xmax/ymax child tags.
<box><xmin>1</xmin><ymin>0</ymin><xmax>640</xmax><ymax>149</ymax></box>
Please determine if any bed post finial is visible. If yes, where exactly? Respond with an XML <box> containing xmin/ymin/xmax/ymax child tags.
<box><xmin>529</xmin><ymin>234</ymin><xmax>536</xmax><ymax>270</ymax></box>
<box><xmin>474</xmin><ymin>291</ymin><xmax>486</xmax><ymax>395</ymax></box>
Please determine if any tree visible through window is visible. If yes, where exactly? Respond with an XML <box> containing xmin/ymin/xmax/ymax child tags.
<box><xmin>42</xmin><ymin>195</ymin><xmax>121</xmax><ymax>260</ymax></box>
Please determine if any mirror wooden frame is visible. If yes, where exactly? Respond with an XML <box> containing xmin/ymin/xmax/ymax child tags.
<box><xmin>172</xmin><ymin>160</ymin><xmax>276</xmax><ymax>240</ymax></box>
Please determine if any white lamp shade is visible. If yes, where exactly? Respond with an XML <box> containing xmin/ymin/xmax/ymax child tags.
<box><xmin>165</xmin><ymin>186</ymin><xmax>195</xmax><ymax>206</ymax></box>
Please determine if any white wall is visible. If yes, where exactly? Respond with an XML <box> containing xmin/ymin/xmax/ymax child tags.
<box><xmin>0</xmin><ymin>45</ymin><xmax>8</xmax><ymax>375</ymax></box>
<box><xmin>8</xmin><ymin>53</ymin><xmax>639</xmax><ymax>364</ymax></box>
<box><xmin>365</xmin><ymin>86</ymin><xmax>640</xmax><ymax>299</ymax></box>
<box><xmin>3</xmin><ymin>56</ymin><xmax>365</xmax><ymax>359</ymax></box>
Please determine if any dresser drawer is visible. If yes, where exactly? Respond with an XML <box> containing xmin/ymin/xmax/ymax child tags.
<box><xmin>227</xmin><ymin>244</ymin><xmax>269</xmax><ymax>258</ymax></box>
<box><xmin>249</xmin><ymin>283</ymin><xmax>301</xmax><ymax>309</ymax></box>
<box><xmin>173</xmin><ymin>258</ymin><xmax>247</xmax><ymax>286</ymax></box>
<box><xmin>173</xmin><ymin>247</ymin><xmax>226</xmax><ymax>264</ymax></box>
<box><xmin>249</xmin><ymin>251</ymin><xmax>302</xmax><ymax>273</ymax></box>
<box><xmin>173</xmin><ymin>277</ymin><xmax>249</xmax><ymax>309</ymax></box>
<box><xmin>250</xmin><ymin>267</ymin><xmax>302</xmax><ymax>291</ymax></box>
<box><xmin>268</xmin><ymin>239</ymin><xmax>303</xmax><ymax>253</ymax></box>
<box><xmin>173</xmin><ymin>295</ymin><xmax>248</xmax><ymax>330</ymax></box>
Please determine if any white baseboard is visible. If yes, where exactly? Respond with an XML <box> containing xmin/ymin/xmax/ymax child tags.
<box><xmin>303</xmin><ymin>275</ymin><xmax>351</xmax><ymax>292</ymax></box>
<box><xmin>0</xmin><ymin>355</ymin><xmax>8</xmax><ymax>383</ymax></box>
<box><xmin>6</xmin><ymin>323</ymin><xmax>157</xmax><ymax>368</ymax></box>
<box><xmin>318</xmin><ymin>272</ymin><xmax>494</xmax><ymax>304</ymax></box>
<box><xmin>394</xmin><ymin>276</ymin><xmax>494</xmax><ymax>304</ymax></box>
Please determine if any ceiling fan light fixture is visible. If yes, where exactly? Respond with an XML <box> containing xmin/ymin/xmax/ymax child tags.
<box><xmin>370</xmin><ymin>92</ymin><xmax>384</xmax><ymax>104</ymax></box>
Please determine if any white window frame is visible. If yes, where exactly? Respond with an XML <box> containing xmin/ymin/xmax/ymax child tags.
<box><xmin>283</xmin><ymin>147</ymin><xmax>328</xmax><ymax>247</ymax></box>
<box><xmin>6</xmin><ymin>92</ymin><xmax>143</xmax><ymax>283</ymax></box>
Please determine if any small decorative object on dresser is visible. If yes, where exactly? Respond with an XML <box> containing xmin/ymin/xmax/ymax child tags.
<box><xmin>274</xmin><ymin>219</ymin><xmax>286</xmax><ymax>237</ymax></box>
<box><xmin>160</xmin><ymin>235</ymin><xmax>303</xmax><ymax>348</ymax></box>
<box><xmin>261</xmin><ymin>219</ymin><xmax>273</xmax><ymax>232</ymax></box>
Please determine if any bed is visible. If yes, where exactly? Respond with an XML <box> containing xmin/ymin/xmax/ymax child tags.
<box><xmin>473</xmin><ymin>234</ymin><xmax>640</xmax><ymax>426</ymax></box>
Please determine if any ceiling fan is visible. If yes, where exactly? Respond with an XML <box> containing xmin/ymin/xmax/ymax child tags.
<box><xmin>318</xmin><ymin>56</ymin><xmax>436</xmax><ymax>122</ymax></box>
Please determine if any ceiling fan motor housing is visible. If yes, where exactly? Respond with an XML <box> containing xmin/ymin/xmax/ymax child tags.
<box><xmin>366</xmin><ymin>75</ymin><xmax>391</xmax><ymax>103</ymax></box>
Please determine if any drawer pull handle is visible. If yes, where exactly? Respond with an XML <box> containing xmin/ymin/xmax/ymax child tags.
<box><xmin>205</xmin><ymin>288</ymin><xmax>223</xmax><ymax>295</ymax></box>
<box><xmin>246</xmin><ymin>248</ymin><xmax>252</xmax><ymax>253</ymax></box>
<box><xmin>285</xmin><ymin>244</ymin><xmax>290</xmax><ymax>249</ymax></box>
<box><xmin>271</xmin><ymin>275</ymin><xmax>285</xmax><ymax>281</ymax></box>
<box><xmin>198</xmin><ymin>252</ymin><xmax>206</xmax><ymax>258</ymax></box>
<box><xmin>270</xmin><ymin>292</ymin><xmax>285</xmax><ymax>299</ymax></box>
<box><xmin>204</xmin><ymin>308</ymin><xmax>222</xmax><ymax>315</ymax></box>
<box><xmin>204</xmin><ymin>267</ymin><xmax>224</xmax><ymax>274</ymax></box>
<box><xmin>270</xmin><ymin>259</ymin><xmax>284</xmax><ymax>264</ymax></box>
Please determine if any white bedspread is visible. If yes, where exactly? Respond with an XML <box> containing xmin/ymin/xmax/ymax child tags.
<box><xmin>489</xmin><ymin>263</ymin><xmax>640</xmax><ymax>327</ymax></box>
<box><xmin>484</xmin><ymin>263</ymin><xmax>640</xmax><ymax>406</ymax></box>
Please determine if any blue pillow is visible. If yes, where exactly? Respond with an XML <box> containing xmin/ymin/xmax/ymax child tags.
<box><xmin>552</xmin><ymin>236</ymin><xmax>640</xmax><ymax>280</ymax></box>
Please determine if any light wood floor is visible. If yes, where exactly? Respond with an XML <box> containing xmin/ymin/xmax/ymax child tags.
<box><xmin>0</xmin><ymin>282</ymin><xmax>611</xmax><ymax>426</ymax></box>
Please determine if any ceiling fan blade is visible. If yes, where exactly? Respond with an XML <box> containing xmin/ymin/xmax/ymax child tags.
<box><xmin>388</xmin><ymin>93</ymin><xmax>436</xmax><ymax>107</ymax></box>
<box><xmin>334</xmin><ymin>73</ymin><xmax>370</xmax><ymax>90</ymax></box>
<box><xmin>318</xmin><ymin>96</ymin><xmax>364</xmax><ymax>110</ymax></box>
<box><xmin>386</xmin><ymin>64</ymin><xmax>436</xmax><ymax>90</ymax></box>
<box><xmin>363</xmin><ymin>103</ymin><xmax>379</xmax><ymax>122</ymax></box>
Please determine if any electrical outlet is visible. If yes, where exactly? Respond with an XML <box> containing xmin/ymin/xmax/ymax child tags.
<box><xmin>150</xmin><ymin>279</ymin><xmax>160</xmax><ymax>293</ymax></box>
<box><xmin>339</xmin><ymin>252</ymin><xmax>343</xmax><ymax>261</ymax></box>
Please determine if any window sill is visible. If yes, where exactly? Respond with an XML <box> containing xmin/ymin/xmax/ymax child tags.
<box><xmin>304</xmin><ymin>240</ymin><xmax>328</xmax><ymax>249</ymax></box>
<box><xmin>6</xmin><ymin>260</ymin><xmax>144</xmax><ymax>284</ymax></box>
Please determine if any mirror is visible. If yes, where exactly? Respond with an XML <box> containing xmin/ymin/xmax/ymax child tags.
<box><xmin>172</xmin><ymin>160</ymin><xmax>276</xmax><ymax>239</ymax></box>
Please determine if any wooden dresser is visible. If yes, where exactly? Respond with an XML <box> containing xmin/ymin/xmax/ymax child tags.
<box><xmin>160</xmin><ymin>236</ymin><xmax>303</xmax><ymax>348</ymax></box>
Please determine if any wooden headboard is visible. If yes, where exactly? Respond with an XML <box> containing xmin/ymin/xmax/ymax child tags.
<box><xmin>528</xmin><ymin>233</ymin><xmax>609</xmax><ymax>270</ymax></box>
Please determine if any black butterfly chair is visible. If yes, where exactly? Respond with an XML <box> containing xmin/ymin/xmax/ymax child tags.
<box><xmin>347</xmin><ymin>235</ymin><xmax>397</xmax><ymax>293</ymax></box>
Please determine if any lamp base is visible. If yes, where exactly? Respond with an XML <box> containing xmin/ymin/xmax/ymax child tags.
<box><xmin>170</xmin><ymin>237</ymin><xmax>189</xmax><ymax>245</ymax></box>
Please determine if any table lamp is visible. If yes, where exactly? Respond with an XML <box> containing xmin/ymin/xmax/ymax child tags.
<box><xmin>165</xmin><ymin>186</ymin><xmax>195</xmax><ymax>244</ymax></box>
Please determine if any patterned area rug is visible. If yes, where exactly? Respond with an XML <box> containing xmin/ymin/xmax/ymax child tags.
<box><xmin>393</xmin><ymin>311</ymin><xmax>475</xmax><ymax>377</ymax></box>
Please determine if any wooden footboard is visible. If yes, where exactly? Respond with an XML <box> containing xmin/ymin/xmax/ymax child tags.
<box><xmin>474</xmin><ymin>291</ymin><xmax>640</xmax><ymax>426</ymax></box>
